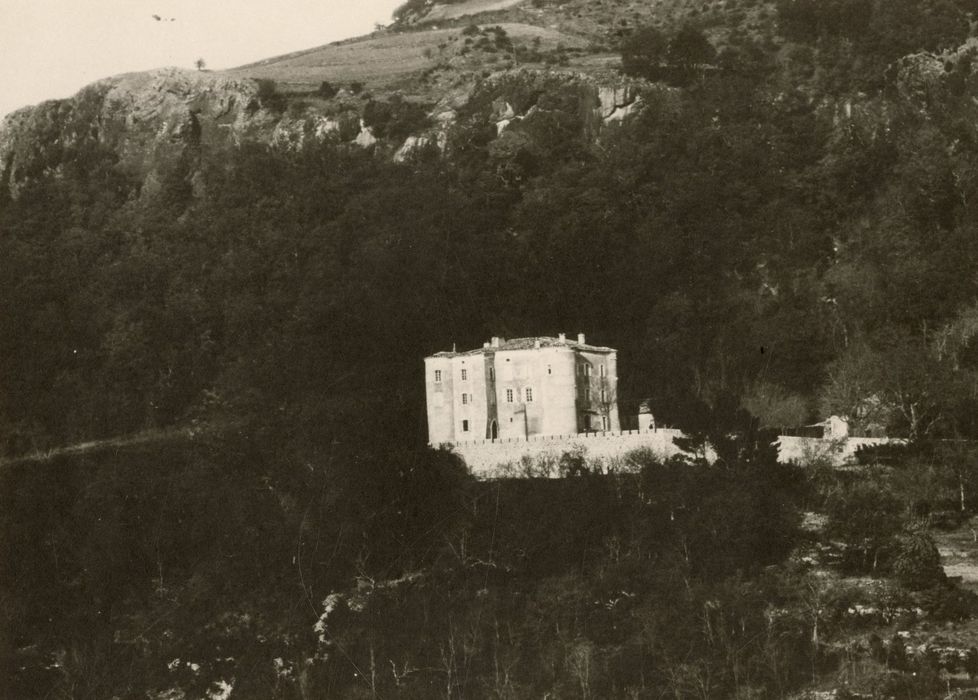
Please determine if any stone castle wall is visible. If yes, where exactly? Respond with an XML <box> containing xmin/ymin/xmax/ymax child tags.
<box><xmin>776</xmin><ymin>435</ymin><xmax>904</xmax><ymax>466</ymax></box>
<box><xmin>449</xmin><ymin>428</ymin><xmax>686</xmax><ymax>477</ymax></box>
<box><xmin>448</xmin><ymin>427</ymin><xmax>908</xmax><ymax>478</ymax></box>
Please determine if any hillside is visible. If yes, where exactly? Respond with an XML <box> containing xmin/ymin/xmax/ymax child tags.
<box><xmin>228</xmin><ymin>22</ymin><xmax>590</xmax><ymax>93</ymax></box>
<box><xmin>7</xmin><ymin>0</ymin><xmax>978</xmax><ymax>696</ymax></box>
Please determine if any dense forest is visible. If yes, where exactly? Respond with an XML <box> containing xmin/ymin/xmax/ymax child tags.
<box><xmin>7</xmin><ymin>1</ymin><xmax>978</xmax><ymax>455</ymax></box>
<box><xmin>7</xmin><ymin>0</ymin><xmax>978</xmax><ymax>696</ymax></box>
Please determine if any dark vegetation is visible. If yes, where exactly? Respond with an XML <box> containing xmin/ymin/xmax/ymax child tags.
<box><xmin>0</xmin><ymin>438</ymin><xmax>809</xmax><ymax>698</ymax></box>
<box><xmin>9</xmin><ymin>436</ymin><xmax>978</xmax><ymax>697</ymax></box>
<box><xmin>7</xmin><ymin>0</ymin><xmax>978</xmax><ymax>696</ymax></box>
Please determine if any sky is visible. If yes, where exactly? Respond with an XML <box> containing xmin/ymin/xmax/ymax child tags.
<box><xmin>0</xmin><ymin>0</ymin><xmax>404</xmax><ymax>118</ymax></box>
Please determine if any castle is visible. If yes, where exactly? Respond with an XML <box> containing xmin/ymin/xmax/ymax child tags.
<box><xmin>425</xmin><ymin>335</ymin><xmax>903</xmax><ymax>476</ymax></box>
<box><xmin>424</xmin><ymin>334</ymin><xmax>621</xmax><ymax>445</ymax></box>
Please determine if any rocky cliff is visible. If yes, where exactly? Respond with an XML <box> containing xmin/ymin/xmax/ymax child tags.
<box><xmin>0</xmin><ymin>68</ymin><xmax>277</xmax><ymax>200</ymax></box>
<box><xmin>0</xmin><ymin>62</ymin><xmax>647</xmax><ymax>201</ymax></box>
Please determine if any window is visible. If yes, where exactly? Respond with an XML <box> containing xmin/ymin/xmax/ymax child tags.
<box><xmin>462</xmin><ymin>420</ymin><xmax>469</xmax><ymax>432</ymax></box>
<box><xmin>434</xmin><ymin>369</ymin><xmax>442</xmax><ymax>382</ymax></box>
<box><xmin>584</xmin><ymin>387</ymin><xmax>591</xmax><ymax>402</ymax></box>
<box><xmin>489</xmin><ymin>367</ymin><xmax>495</xmax><ymax>381</ymax></box>
<box><xmin>600</xmin><ymin>388</ymin><xmax>606</xmax><ymax>402</ymax></box>
<box><xmin>525</xmin><ymin>387</ymin><xmax>533</xmax><ymax>402</ymax></box>
<box><xmin>461</xmin><ymin>369</ymin><xmax>468</xmax><ymax>381</ymax></box>
<box><xmin>584</xmin><ymin>365</ymin><xmax>591</xmax><ymax>377</ymax></box>
<box><xmin>602</xmin><ymin>416</ymin><xmax>609</xmax><ymax>430</ymax></box>
<box><xmin>600</xmin><ymin>364</ymin><xmax>607</xmax><ymax>377</ymax></box>
<box><xmin>547</xmin><ymin>364</ymin><xmax>552</xmax><ymax>375</ymax></box>
<box><xmin>462</xmin><ymin>393</ymin><xmax>469</xmax><ymax>405</ymax></box>
<box><xmin>506</xmin><ymin>389</ymin><xmax>514</xmax><ymax>403</ymax></box>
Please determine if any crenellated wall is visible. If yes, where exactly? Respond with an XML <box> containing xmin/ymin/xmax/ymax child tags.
<box><xmin>449</xmin><ymin>429</ymin><xmax>908</xmax><ymax>477</ymax></box>
<box><xmin>448</xmin><ymin>428</ymin><xmax>686</xmax><ymax>477</ymax></box>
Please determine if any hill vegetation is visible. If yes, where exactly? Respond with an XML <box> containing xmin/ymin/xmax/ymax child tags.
<box><xmin>6</xmin><ymin>0</ymin><xmax>978</xmax><ymax>696</ymax></box>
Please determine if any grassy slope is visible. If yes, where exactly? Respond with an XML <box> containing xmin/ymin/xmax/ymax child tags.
<box><xmin>223</xmin><ymin>0</ymin><xmax>779</xmax><ymax>96</ymax></box>
<box><xmin>409</xmin><ymin>0</ymin><xmax>779</xmax><ymax>49</ymax></box>
<box><xmin>226</xmin><ymin>22</ymin><xmax>589</xmax><ymax>92</ymax></box>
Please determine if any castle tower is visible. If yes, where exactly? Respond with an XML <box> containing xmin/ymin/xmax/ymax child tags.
<box><xmin>424</xmin><ymin>334</ymin><xmax>619</xmax><ymax>444</ymax></box>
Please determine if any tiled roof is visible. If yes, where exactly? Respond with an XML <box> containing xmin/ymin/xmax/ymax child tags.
<box><xmin>429</xmin><ymin>336</ymin><xmax>615</xmax><ymax>358</ymax></box>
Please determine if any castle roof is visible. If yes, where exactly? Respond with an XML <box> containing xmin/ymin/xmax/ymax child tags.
<box><xmin>428</xmin><ymin>335</ymin><xmax>615</xmax><ymax>358</ymax></box>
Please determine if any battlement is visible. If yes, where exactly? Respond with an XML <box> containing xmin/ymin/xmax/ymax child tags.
<box><xmin>444</xmin><ymin>428</ymin><xmax>686</xmax><ymax>477</ymax></box>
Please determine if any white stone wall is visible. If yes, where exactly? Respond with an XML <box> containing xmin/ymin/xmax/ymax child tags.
<box><xmin>449</xmin><ymin>430</ymin><xmax>908</xmax><ymax>477</ymax></box>
<box><xmin>776</xmin><ymin>435</ymin><xmax>905</xmax><ymax>466</ymax></box>
<box><xmin>494</xmin><ymin>346</ymin><xmax>578</xmax><ymax>439</ymax></box>
<box><xmin>450</xmin><ymin>428</ymin><xmax>686</xmax><ymax>477</ymax></box>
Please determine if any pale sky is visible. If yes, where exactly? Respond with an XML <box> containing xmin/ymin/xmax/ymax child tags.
<box><xmin>0</xmin><ymin>0</ymin><xmax>404</xmax><ymax>118</ymax></box>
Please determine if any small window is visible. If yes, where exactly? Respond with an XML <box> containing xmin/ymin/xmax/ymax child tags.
<box><xmin>489</xmin><ymin>367</ymin><xmax>495</xmax><ymax>381</ymax></box>
<box><xmin>600</xmin><ymin>388</ymin><xmax>606</xmax><ymax>402</ymax></box>
<box><xmin>461</xmin><ymin>369</ymin><xmax>467</xmax><ymax>381</ymax></box>
<box><xmin>584</xmin><ymin>387</ymin><xmax>591</xmax><ymax>402</ymax></box>
<box><xmin>547</xmin><ymin>365</ymin><xmax>552</xmax><ymax>375</ymax></box>
<box><xmin>435</xmin><ymin>369</ymin><xmax>442</xmax><ymax>382</ymax></box>
<box><xmin>600</xmin><ymin>364</ymin><xmax>607</xmax><ymax>377</ymax></box>
<box><xmin>525</xmin><ymin>387</ymin><xmax>533</xmax><ymax>402</ymax></box>
<box><xmin>585</xmin><ymin>365</ymin><xmax>591</xmax><ymax>377</ymax></box>
<box><xmin>506</xmin><ymin>389</ymin><xmax>513</xmax><ymax>403</ymax></box>
<box><xmin>462</xmin><ymin>420</ymin><xmax>469</xmax><ymax>432</ymax></box>
<box><xmin>462</xmin><ymin>393</ymin><xmax>469</xmax><ymax>405</ymax></box>
<box><xmin>602</xmin><ymin>416</ymin><xmax>609</xmax><ymax>430</ymax></box>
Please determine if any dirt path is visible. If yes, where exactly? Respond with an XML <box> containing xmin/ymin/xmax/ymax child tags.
<box><xmin>0</xmin><ymin>424</ymin><xmax>217</xmax><ymax>469</ymax></box>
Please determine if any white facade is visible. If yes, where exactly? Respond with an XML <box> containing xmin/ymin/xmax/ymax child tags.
<box><xmin>425</xmin><ymin>334</ymin><xmax>620</xmax><ymax>445</ymax></box>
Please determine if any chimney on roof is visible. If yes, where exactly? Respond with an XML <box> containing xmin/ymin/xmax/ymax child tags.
<box><xmin>483</xmin><ymin>342</ymin><xmax>490</xmax><ymax>349</ymax></box>
<box><xmin>558</xmin><ymin>332</ymin><xmax>566</xmax><ymax>342</ymax></box>
<box><xmin>534</xmin><ymin>339</ymin><xmax>541</xmax><ymax>348</ymax></box>
<box><xmin>577</xmin><ymin>333</ymin><xmax>585</xmax><ymax>344</ymax></box>
<box><xmin>491</xmin><ymin>336</ymin><xmax>501</xmax><ymax>348</ymax></box>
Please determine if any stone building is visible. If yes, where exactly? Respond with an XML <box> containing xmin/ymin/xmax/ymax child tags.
<box><xmin>424</xmin><ymin>334</ymin><xmax>620</xmax><ymax>444</ymax></box>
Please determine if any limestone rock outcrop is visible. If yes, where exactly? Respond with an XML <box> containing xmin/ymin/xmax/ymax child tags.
<box><xmin>0</xmin><ymin>67</ymin><xmax>275</xmax><ymax>199</ymax></box>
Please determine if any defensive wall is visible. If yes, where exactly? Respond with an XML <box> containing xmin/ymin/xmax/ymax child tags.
<box><xmin>776</xmin><ymin>435</ymin><xmax>905</xmax><ymax>467</ymax></box>
<box><xmin>448</xmin><ymin>428</ymin><xmax>686</xmax><ymax>477</ymax></box>
<box><xmin>447</xmin><ymin>429</ymin><xmax>908</xmax><ymax>477</ymax></box>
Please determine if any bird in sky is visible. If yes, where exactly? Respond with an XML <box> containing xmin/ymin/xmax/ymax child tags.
<box><xmin>151</xmin><ymin>14</ymin><xmax>177</xmax><ymax>22</ymax></box>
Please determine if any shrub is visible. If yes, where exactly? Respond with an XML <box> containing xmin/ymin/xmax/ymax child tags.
<box><xmin>914</xmin><ymin>584</ymin><xmax>978</xmax><ymax>621</ymax></box>
<box><xmin>255</xmin><ymin>79</ymin><xmax>286</xmax><ymax>113</ymax></box>
<box><xmin>891</xmin><ymin>532</ymin><xmax>944</xmax><ymax>590</ymax></box>
<box><xmin>393</xmin><ymin>0</ymin><xmax>427</xmax><ymax>22</ymax></box>
<box><xmin>824</xmin><ymin>477</ymin><xmax>904</xmax><ymax>574</ymax></box>
<box><xmin>362</xmin><ymin>96</ymin><xmax>431</xmax><ymax>142</ymax></box>
<box><xmin>620</xmin><ymin>25</ymin><xmax>669</xmax><ymax>80</ymax></box>
<box><xmin>317</xmin><ymin>81</ymin><xmax>338</xmax><ymax>99</ymax></box>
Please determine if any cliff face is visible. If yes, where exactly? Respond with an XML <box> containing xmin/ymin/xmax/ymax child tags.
<box><xmin>0</xmin><ymin>68</ymin><xmax>272</xmax><ymax>200</ymax></box>
<box><xmin>0</xmin><ymin>63</ymin><xmax>648</xmax><ymax>201</ymax></box>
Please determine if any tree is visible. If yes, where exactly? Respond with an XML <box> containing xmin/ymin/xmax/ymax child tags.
<box><xmin>194</xmin><ymin>57</ymin><xmax>206</xmax><ymax>71</ymax></box>
<box><xmin>255</xmin><ymin>78</ymin><xmax>286</xmax><ymax>112</ymax></box>
<box><xmin>668</xmin><ymin>25</ymin><xmax>716</xmax><ymax>71</ymax></box>
<box><xmin>824</xmin><ymin>475</ymin><xmax>904</xmax><ymax>572</ymax></box>
<box><xmin>892</xmin><ymin>531</ymin><xmax>945</xmax><ymax>590</ymax></box>
<box><xmin>620</xmin><ymin>26</ymin><xmax>669</xmax><ymax>81</ymax></box>
<box><xmin>317</xmin><ymin>81</ymin><xmax>338</xmax><ymax>99</ymax></box>
<box><xmin>821</xmin><ymin>330</ymin><xmax>967</xmax><ymax>441</ymax></box>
